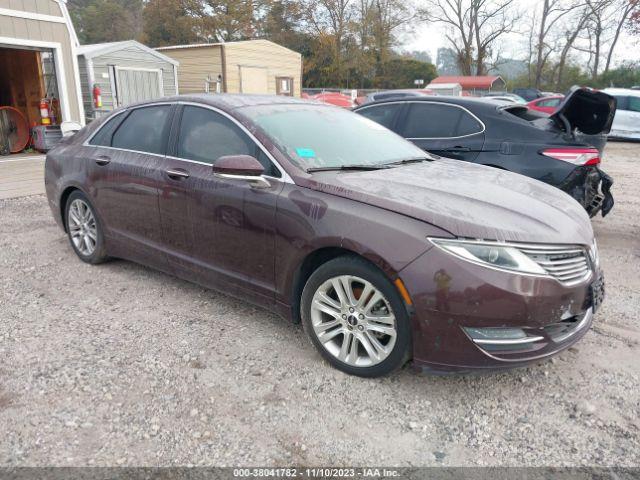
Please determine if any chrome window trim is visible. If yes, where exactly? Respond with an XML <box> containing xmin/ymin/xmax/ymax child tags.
<box><xmin>85</xmin><ymin>145</ymin><xmax>166</xmax><ymax>159</ymax></box>
<box><xmin>81</xmin><ymin>101</ymin><xmax>294</xmax><ymax>184</ymax></box>
<box><xmin>176</xmin><ymin>101</ymin><xmax>294</xmax><ymax>184</ymax></box>
<box><xmin>357</xmin><ymin>100</ymin><xmax>486</xmax><ymax>140</ymax></box>
<box><xmin>163</xmin><ymin>155</ymin><xmax>284</xmax><ymax>183</ymax></box>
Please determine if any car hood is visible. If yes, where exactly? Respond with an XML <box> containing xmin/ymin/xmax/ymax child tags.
<box><xmin>550</xmin><ymin>86</ymin><xmax>616</xmax><ymax>135</ymax></box>
<box><xmin>305</xmin><ymin>160</ymin><xmax>593</xmax><ymax>245</ymax></box>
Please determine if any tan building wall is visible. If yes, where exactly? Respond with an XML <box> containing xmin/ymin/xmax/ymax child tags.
<box><xmin>224</xmin><ymin>40</ymin><xmax>302</xmax><ymax>97</ymax></box>
<box><xmin>159</xmin><ymin>40</ymin><xmax>302</xmax><ymax>97</ymax></box>
<box><xmin>0</xmin><ymin>0</ymin><xmax>84</xmax><ymax>123</ymax></box>
<box><xmin>0</xmin><ymin>0</ymin><xmax>61</xmax><ymax>16</ymax></box>
<box><xmin>157</xmin><ymin>44</ymin><xmax>223</xmax><ymax>95</ymax></box>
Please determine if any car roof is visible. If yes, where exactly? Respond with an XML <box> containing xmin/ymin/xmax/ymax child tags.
<box><xmin>603</xmin><ymin>88</ymin><xmax>640</xmax><ymax>97</ymax></box>
<box><xmin>124</xmin><ymin>93</ymin><xmax>314</xmax><ymax>113</ymax></box>
<box><xmin>355</xmin><ymin>95</ymin><xmax>502</xmax><ymax>114</ymax></box>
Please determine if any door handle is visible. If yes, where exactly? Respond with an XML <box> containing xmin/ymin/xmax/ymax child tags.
<box><xmin>94</xmin><ymin>155</ymin><xmax>111</xmax><ymax>166</ymax></box>
<box><xmin>165</xmin><ymin>168</ymin><xmax>190</xmax><ymax>179</ymax></box>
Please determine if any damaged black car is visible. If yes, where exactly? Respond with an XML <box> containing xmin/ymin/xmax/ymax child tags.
<box><xmin>354</xmin><ymin>86</ymin><xmax>616</xmax><ymax>217</ymax></box>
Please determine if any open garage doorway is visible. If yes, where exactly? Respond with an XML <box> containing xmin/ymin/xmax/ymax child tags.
<box><xmin>0</xmin><ymin>45</ymin><xmax>62</xmax><ymax>154</ymax></box>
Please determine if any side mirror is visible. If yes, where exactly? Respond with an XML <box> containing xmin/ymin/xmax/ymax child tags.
<box><xmin>212</xmin><ymin>155</ymin><xmax>270</xmax><ymax>188</ymax></box>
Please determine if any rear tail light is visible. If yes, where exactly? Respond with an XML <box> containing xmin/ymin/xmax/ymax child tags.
<box><xmin>541</xmin><ymin>147</ymin><xmax>600</xmax><ymax>166</ymax></box>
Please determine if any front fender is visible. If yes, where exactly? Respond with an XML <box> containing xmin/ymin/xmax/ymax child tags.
<box><xmin>274</xmin><ymin>184</ymin><xmax>453</xmax><ymax>305</ymax></box>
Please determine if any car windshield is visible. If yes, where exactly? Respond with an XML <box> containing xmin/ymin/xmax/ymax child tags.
<box><xmin>240</xmin><ymin>103</ymin><xmax>427</xmax><ymax>171</ymax></box>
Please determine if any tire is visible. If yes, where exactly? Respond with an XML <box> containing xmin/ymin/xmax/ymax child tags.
<box><xmin>64</xmin><ymin>190</ymin><xmax>107</xmax><ymax>264</ymax></box>
<box><xmin>301</xmin><ymin>255</ymin><xmax>411</xmax><ymax>378</ymax></box>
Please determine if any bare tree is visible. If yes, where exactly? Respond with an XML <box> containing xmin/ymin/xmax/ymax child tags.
<box><xmin>573</xmin><ymin>0</ymin><xmax>638</xmax><ymax>79</ymax></box>
<box><xmin>370</xmin><ymin>0</ymin><xmax>415</xmax><ymax>73</ymax></box>
<box><xmin>603</xmin><ymin>0</ymin><xmax>638</xmax><ymax>72</ymax></box>
<box><xmin>304</xmin><ymin>0</ymin><xmax>355</xmax><ymax>84</ymax></box>
<box><xmin>423</xmin><ymin>0</ymin><xmax>519</xmax><ymax>76</ymax></box>
<box><xmin>532</xmin><ymin>0</ymin><xmax>585</xmax><ymax>88</ymax></box>
<box><xmin>555</xmin><ymin>5</ymin><xmax>590</xmax><ymax>89</ymax></box>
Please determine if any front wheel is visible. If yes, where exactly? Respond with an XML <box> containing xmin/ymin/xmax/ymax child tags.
<box><xmin>301</xmin><ymin>256</ymin><xmax>411</xmax><ymax>377</ymax></box>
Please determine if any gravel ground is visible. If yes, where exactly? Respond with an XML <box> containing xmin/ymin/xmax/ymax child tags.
<box><xmin>1</xmin><ymin>142</ymin><xmax>639</xmax><ymax>467</ymax></box>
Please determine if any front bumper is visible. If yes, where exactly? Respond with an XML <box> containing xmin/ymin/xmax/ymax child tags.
<box><xmin>400</xmin><ymin>246</ymin><xmax>601</xmax><ymax>373</ymax></box>
<box><xmin>560</xmin><ymin>166</ymin><xmax>614</xmax><ymax>217</ymax></box>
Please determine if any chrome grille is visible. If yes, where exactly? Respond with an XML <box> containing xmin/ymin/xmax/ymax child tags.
<box><xmin>519</xmin><ymin>245</ymin><xmax>592</xmax><ymax>286</ymax></box>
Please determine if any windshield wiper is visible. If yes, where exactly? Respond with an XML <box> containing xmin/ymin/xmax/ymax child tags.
<box><xmin>306</xmin><ymin>164</ymin><xmax>393</xmax><ymax>173</ymax></box>
<box><xmin>383</xmin><ymin>156</ymin><xmax>434</xmax><ymax>166</ymax></box>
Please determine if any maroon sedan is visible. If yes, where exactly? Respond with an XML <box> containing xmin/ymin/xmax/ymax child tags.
<box><xmin>45</xmin><ymin>95</ymin><xmax>604</xmax><ymax>377</ymax></box>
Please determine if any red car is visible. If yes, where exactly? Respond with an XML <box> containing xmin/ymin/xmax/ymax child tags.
<box><xmin>527</xmin><ymin>95</ymin><xmax>564</xmax><ymax>114</ymax></box>
<box><xmin>313</xmin><ymin>92</ymin><xmax>354</xmax><ymax>108</ymax></box>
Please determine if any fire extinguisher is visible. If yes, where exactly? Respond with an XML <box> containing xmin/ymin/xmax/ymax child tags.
<box><xmin>39</xmin><ymin>99</ymin><xmax>51</xmax><ymax>125</ymax></box>
<box><xmin>93</xmin><ymin>84</ymin><xmax>102</xmax><ymax>109</ymax></box>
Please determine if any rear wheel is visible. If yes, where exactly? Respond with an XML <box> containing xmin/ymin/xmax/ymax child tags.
<box><xmin>65</xmin><ymin>191</ymin><xmax>107</xmax><ymax>264</ymax></box>
<box><xmin>301</xmin><ymin>256</ymin><xmax>411</xmax><ymax>377</ymax></box>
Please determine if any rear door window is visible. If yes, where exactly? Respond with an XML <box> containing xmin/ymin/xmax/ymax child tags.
<box><xmin>357</xmin><ymin>104</ymin><xmax>403</xmax><ymax>130</ymax></box>
<box><xmin>111</xmin><ymin>105</ymin><xmax>172</xmax><ymax>155</ymax></box>
<box><xmin>89</xmin><ymin>112</ymin><xmax>125</xmax><ymax>146</ymax></box>
<box><xmin>402</xmin><ymin>103</ymin><xmax>482</xmax><ymax>138</ymax></box>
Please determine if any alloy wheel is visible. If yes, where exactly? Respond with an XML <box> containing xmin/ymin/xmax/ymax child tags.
<box><xmin>310</xmin><ymin>275</ymin><xmax>397</xmax><ymax>367</ymax></box>
<box><xmin>68</xmin><ymin>198</ymin><xmax>98</xmax><ymax>256</ymax></box>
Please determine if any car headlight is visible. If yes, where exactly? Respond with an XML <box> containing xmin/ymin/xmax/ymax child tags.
<box><xmin>428</xmin><ymin>238</ymin><xmax>548</xmax><ymax>275</ymax></box>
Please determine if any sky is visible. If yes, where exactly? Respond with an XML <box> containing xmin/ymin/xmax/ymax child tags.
<box><xmin>402</xmin><ymin>1</ymin><xmax>640</xmax><ymax>68</ymax></box>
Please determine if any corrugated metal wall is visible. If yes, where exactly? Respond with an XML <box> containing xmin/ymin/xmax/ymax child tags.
<box><xmin>158</xmin><ymin>45</ymin><xmax>223</xmax><ymax>94</ymax></box>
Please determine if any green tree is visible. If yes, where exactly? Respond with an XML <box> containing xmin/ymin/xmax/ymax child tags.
<box><xmin>596</xmin><ymin>62</ymin><xmax>640</xmax><ymax>88</ymax></box>
<box><xmin>69</xmin><ymin>0</ymin><xmax>143</xmax><ymax>43</ymax></box>
<box><xmin>375</xmin><ymin>57</ymin><xmax>437</xmax><ymax>89</ymax></box>
<box><xmin>142</xmin><ymin>0</ymin><xmax>202</xmax><ymax>47</ymax></box>
<box><xmin>257</xmin><ymin>0</ymin><xmax>310</xmax><ymax>54</ymax></box>
<box><xmin>202</xmin><ymin>0</ymin><xmax>257</xmax><ymax>41</ymax></box>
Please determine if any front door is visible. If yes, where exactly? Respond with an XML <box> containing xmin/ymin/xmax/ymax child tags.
<box><xmin>85</xmin><ymin>104</ymin><xmax>174</xmax><ymax>270</ymax></box>
<box><xmin>158</xmin><ymin>104</ymin><xmax>284</xmax><ymax>305</ymax></box>
<box><xmin>398</xmin><ymin>102</ymin><xmax>485</xmax><ymax>162</ymax></box>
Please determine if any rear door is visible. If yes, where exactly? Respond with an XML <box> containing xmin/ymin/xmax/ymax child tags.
<box><xmin>85</xmin><ymin>103</ymin><xmax>174</xmax><ymax>270</ymax></box>
<box><xmin>397</xmin><ymin>102</ymin><xmax>485</xmax><ymax>161</ymax></box>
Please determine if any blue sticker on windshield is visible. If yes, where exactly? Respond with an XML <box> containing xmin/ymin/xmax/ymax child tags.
<box><xmin>296</xmin><ymin>148</ymin><xmax>316</xmax><ymax>158</ymax></box>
